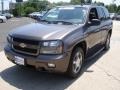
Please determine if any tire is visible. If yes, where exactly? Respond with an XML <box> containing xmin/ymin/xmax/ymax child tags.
<box><xmin>0</xmin><ymin>19</ymin><xmax>3</xmax><ymax>23</ymax></box>
<box><xmin>104</xmin><ymin>33</ymin><xmax>111</xmax><ymax>50</ymax></box>
<box><xmin>67</xmin><ymin>47</ymin><xmax>84</xmax><ymax>78</ymax></box>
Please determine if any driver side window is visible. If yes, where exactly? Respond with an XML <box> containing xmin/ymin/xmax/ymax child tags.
<box><xmin>89</xmin><ymin>8</ymin><xmax>99</xmax><ymax>21</ymax></box>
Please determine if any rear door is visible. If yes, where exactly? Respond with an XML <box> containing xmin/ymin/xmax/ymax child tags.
<box><xmin>97</xmin><ymin>7</ymin><xmax>112</xmax><ymax>45</ymax></box>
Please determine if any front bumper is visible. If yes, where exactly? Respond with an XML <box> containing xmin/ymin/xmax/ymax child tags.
<box><xmin>4</xmin><ymin>46</ymin><xmax>71</xmax><ymax>73</ymax></box>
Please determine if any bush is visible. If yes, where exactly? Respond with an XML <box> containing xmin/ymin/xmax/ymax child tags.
<box><xmin>24</xmin><ymin>7</ymin><xmax>36</xmax><ymax>16</ymax></box>
<box><xmin>118</xmin><ymin>10</ymin><xmax>120</xmax><ymax>14</ymax></box>
<box><xmin>12</xmin><ymin>9</ymin><xmax>18</xmax><ymax>16</ymax></box>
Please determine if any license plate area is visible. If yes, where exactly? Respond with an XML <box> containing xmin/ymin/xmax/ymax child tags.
<box><xmin>14</xmin><ymin>56</ymin><xmax>25</xmax><ymax>65</ymax></box>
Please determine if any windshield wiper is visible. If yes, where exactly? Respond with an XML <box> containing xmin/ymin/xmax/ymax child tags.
<box><xmin>40</xmin><ymin>19</ymin><xmax>73</xmax><ymax>25</ymax></box>
<box><xmin>40</xmin><ymin>19</ymin><xmax>55</xmax><ymax>24</ymax></box>
<box><xmin>54</xmin><ymin>20</ymin><xmax>73</xmax><ymax>25</ymax></box>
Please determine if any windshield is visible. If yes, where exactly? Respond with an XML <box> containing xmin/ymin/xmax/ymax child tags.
<box><xmin>42</xmin><ymin>7</ymin><xmax>87</xmax><ymax>24</ymax></box>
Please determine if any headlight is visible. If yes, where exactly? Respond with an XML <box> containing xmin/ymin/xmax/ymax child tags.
<box><xmin>40</xmin><ymin>40</ymin><xmax>63</xmax><ymax>54</ymax></box>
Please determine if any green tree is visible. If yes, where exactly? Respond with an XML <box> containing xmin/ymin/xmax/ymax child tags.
<box><xmin>26</xmin><ymin>0</ymin><xmax>49</xmax><ymax>11</ymax></box>
<box><xmin>85</xmin><ymin>0</ymin><xmax>92</xmax><ymax>3</ymax></box>
<box><xmin>28</xmin><ymin>0</ymin><xmax>39</xmax><ymax>10</ymax></box>
<box><xmin>94</xmin><ymin>1</ymin><xmax>104</xmax><ymax>6</ymax></box>
<box><xmin>13</xmin><ymin>0</ymin><xmax>50</xmax><ymax>16</ymax></box>
<box><xmin>117</xmin><ymin>5</ymin><xmax>120</xmax><ymax>13</ymax></box>
<box><xmin>53</xmin><ymin>1</ymin><xmax>70</xmax><ymax>6</ymax></box>
<box><xmin>37</xmin><ymin>0</ymin><xmax>50</xmax><ymax>11</ymax></box>
<box><xmin>106</xmin><ymin>4</ymin><xmax>117</xmax><ymax>13</ymax></box>
<box><xmin>24</xmin><ymin>7</ymin><xmax>36</xmax><ymax>15</ymax></box>
<box><xmin>71</xmin><ymin>0</ymin><xmax>85</xmax><ymax>4</ymax></box>
<box><xmin>12</xmin><ymin>3</ymin><xmax>24</xmax><ymax>16</ymax></box>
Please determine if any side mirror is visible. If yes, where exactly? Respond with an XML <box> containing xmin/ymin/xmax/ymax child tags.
<box><xmin>88</xmin><ymin>19</ymin><xmax>101</xmax><ymax>25</ymax></box>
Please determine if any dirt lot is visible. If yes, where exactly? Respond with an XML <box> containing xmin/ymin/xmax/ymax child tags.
<box><xmin>0</xmin><ymin>18</ymin><xmax>120</xmax><ymax>90</ymax></box>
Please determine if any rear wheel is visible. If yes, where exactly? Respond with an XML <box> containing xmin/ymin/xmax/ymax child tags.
<box><xmin>67</xmin><ymin>47</ymin><xmax>84</xmax><ymax>78</ymax></box>
<box><xmin>104</xmin><ymin>33</ymin><xmax>111</xmax><ymax>50</ymax></box>
<box><xmin>0</xmin><ymin>19</ymin><xmax>3</xmax><ymax>23</ymax></box>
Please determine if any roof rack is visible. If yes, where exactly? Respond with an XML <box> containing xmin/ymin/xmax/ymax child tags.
<box><xmin>80</xmin><ymin>3</ymin><xmax>98</xmax><ymax>5</ymax></box>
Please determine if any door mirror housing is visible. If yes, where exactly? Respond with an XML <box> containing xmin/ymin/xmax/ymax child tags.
<box><xmin>88</xmin><ymin>19</ymin><xmax>101</xmax><ymax>25</ymax></box>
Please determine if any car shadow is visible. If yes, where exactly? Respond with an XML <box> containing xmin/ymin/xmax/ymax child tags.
<box><xmin>0</xmin><ymin>50</ymin><xmax>108</xmax><ymax>90</ymax></box>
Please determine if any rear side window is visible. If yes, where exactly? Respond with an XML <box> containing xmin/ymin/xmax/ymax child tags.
<box><xmin>97</xmin><ymin>7</ymin><xmax>105</xmax><ymax>20</ymax></box>
<box><xmin>102</xmin><ymin>7</ymin><xmax>110</xmax><ymax>19</ymax></box>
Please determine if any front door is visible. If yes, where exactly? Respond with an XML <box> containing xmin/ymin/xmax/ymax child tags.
<box><xmin>85</xmin><ymin>8</ymin><xmax>102</xmax><ymax>58</ymax></box>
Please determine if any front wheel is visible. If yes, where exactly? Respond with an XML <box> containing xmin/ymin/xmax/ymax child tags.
<box><xmin>67</xmin><ymin>47</ymin><xmax>84</xmax><ymax>78</ymax></box>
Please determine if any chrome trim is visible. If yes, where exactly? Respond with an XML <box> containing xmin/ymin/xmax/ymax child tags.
<box><xmin>12</xmin><ymin>38</ymin><xmax>40</xmax><ymax>56</ymax></box>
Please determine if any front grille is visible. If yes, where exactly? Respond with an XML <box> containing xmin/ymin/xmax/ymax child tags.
<box><xmin>12</xmin><ymin>37</ymin><xmax>40</xmax><ymax>56</ymax></box>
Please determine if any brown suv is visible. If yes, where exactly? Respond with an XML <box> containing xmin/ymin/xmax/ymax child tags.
<box><xmin>4</xmin><ymin>5</ymin><xmax>112</xmax><ymax>78</ymax></box>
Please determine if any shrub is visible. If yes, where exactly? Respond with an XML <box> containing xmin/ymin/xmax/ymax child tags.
<box><xmin>24</xmin><ymin>7</ymin><xmax>36</xmax><ymax>16</ymax></box>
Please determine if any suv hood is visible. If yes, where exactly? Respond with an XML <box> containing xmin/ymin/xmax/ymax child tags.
<box><xmin>10</xmin><ymin>23</ymin><xmax>81</xmax><ymax>40</ymax></box>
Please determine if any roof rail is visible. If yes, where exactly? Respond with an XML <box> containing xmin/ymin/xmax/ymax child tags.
<box><xmin>80</xmin><ymin>3</ymin><xmax>104</xmax><ymax>6</ymax></box>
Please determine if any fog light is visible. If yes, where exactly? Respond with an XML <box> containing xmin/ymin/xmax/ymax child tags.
<box><xmin>48</xmin><ymin>63</ymin><xmax>55</xmax><ymax>68</ymax></box>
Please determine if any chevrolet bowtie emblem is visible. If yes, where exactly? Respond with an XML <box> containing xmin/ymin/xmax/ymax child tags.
<box><xmin>19</xmin><ymin>43</ymin><xmax>27</xmax><ymax>48</ymax></box>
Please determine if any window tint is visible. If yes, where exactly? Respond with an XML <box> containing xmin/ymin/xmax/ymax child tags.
<box><xmin>89</xmin><ymin>8</ymin><xmax>99</xmax><ymax>21</ymax></box>
<box><xmin>97</xmin><ymin>7</ymin><xmax>105</xmax><ymax>19</ymax></box>
<box><xmin>42</xmin><ymin>7</ymin><xmax>87</xmax><ymax>24</ymax></box>
<box><xmin>102</xmin><ymin>7</ymin><xmax>110</xmax><ymax>19</ymax></box>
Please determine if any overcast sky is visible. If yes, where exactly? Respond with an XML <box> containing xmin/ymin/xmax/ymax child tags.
<box><xmin>0</xmin><ymin>0</ymin><xmax>120</xmax><ymax>10</ymax></box>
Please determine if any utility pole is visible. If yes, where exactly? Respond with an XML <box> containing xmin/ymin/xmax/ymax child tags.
<box><xmin>16</xmin><ymin>0</ymin><xmax>23</xmax><ymax>17</ymax></box>
<box><xmin>10</xmin><ymin>0</ymin><xmax>13</xmax><ymax>13</ymax></box>
<box><xmin>1</xmin><ymin>0</ymin><xmax>4</xmax><ymax>14</ymax></box>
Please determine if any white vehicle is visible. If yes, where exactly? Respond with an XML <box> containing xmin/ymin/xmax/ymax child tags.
<box><xmin>2</xmin><ymin>13</ymin><xmax>14</xmax><ymax>19</ymax></box>
<box><xmin>0</xmin><ymin>15</ymin><xmax>7</xmax><ymax>23</ymax></box>
<box><xmin>29</xmin><ymin>12</ymin><xmax>42</xmax><ymax>18</ymax></box>
<box><xmin>29</xmin><ymin>11</ymin><xmax>47</xmax><ymax>19</ymax></box>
